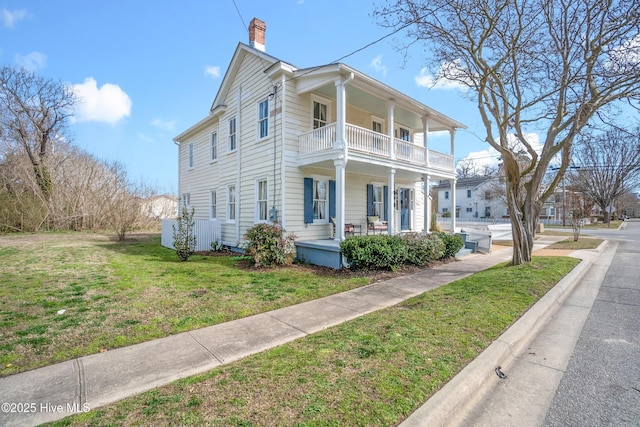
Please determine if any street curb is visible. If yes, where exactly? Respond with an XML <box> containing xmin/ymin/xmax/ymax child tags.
<box><xmin>400</xmin><ymin>247</ymin><xmax>600</xmax><ymax>427</ymax></box>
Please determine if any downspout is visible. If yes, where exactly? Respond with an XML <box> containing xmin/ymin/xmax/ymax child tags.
<box><xmin>236</xmin><ymin>85</ymin><xmax>242</xmax><ymax>245</ymax></box>
<box><xmin>279</xmin><ymin>75</ymin><xmax>287</xmax><ymax>229</ymax></box>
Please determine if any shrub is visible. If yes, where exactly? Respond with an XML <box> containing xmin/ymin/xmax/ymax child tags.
<box><xmin>340</xmin><ymin>235</ymin><xmax>408</xmax><ymax>271</ymax></box>
<box><xmin>243</xmin><ymin>223</ymin><xmax>296</xmax><ymax>268</ymax></box>
<box><xmin>433</xmin><ymin>232</ymin><xmax>464</xmax><ymax>258</ymax></box>
<box><xmin>172</xmin><ymin>207</ymin><xmax>196</xmax><ymax>261</ymax></box>
<box><xmin>401</xmin><ymin>233</ymin><xmax>445</xmax><ymax>266</ymax></box>
<box><xmin>441</xmin><ymin>211</ymin><xmax>452</xmax><ymax>218</ymax></box>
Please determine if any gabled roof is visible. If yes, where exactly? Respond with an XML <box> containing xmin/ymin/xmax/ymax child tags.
<box><xmin>434</xmin><ymin>176</ymin><xmax>499</xmax><ymax>190</ymax></box>
<box><xmin>175</xmin><ymin>41</ymin><xmax>466</xmax><ymax>143</ymax></box>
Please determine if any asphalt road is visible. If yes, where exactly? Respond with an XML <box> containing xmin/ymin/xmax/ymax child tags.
<box><xmin>544</xmin><ymin>219</ymin><xmax>640</xmax><ymax>426</ymax></box>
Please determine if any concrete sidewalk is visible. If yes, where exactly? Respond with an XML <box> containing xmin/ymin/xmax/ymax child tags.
<box><xmin>1</xmin><ymin>235</ymin><xmax>572</xmax><ymax>427</ymax></box>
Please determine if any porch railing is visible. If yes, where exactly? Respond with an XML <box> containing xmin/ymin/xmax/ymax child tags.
<box><xmin>298</xmin><ymin>123</ymin><xmax>453</xmax><ymax>172</ymax></box>
<box><xmin>299</xmin><ymin>123</ymin><xmax>336</xmax><ymax>154</ymax></box>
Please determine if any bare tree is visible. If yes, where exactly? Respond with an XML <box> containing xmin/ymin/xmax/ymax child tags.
<box><xmin>0</xmin><ymin>66</ymin><xmax>75</xmax><ymax>202</ymax></box>
<box><xmin>571</xmin><ymin>126</ymin><xmax>640</xmax><ymax>224</ymax></box>
<box><xmin>375</xmin><ymin>0</ymin><xmax>640</xmax><ymax>264</ymax></box>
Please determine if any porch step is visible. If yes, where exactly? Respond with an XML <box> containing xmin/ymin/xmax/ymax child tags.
<box><xmin>455</xmin><ymin>247</ymin><xmax>474</xmax><ymax>259</ymax></box>
<box><xmin>464</xmin><ymin>240</ymin><xmax>479</xmax><ymax>253</ymax></box>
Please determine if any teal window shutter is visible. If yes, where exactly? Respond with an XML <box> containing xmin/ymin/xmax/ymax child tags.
<box><xmin>329</xmin><ymin>180</ymin><xmax>336</xmax><ymax>219</ymax></box>
<box><xmin>383</xmin><ymin>186</ymin><xmax>389</xmax><ymax>221</ymax></box>
<box><xmin>367</xmin><ymin>184</ymin><xmax>374</xmax><ymax>216</ymax></box>
<box><xmin>304</xmin><ymin>178</ymin><xmax>313</xmax><ymax>223</ymax></box>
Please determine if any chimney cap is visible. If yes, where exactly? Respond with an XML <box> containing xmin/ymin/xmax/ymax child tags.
<box><xmin>249</xmin><ymin>18</ymin><xmax>266</xmax><ymax>52</ymax></box>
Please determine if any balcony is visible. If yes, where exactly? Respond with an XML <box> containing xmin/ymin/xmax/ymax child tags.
<box><xmin>298</xmin><ymin>123</ymin><xmax>454</xmax><ymax>172</ymax></box>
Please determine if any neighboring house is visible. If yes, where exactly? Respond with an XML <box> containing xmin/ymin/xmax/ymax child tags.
<box><xmin>171</xmin><ymin>18</ymin><xmax>466</xmax><ymax>267</ymax></box>
<box><xmin>141</xmin><ymin>195</ymin><xmax>178</xmax><ymax>220</ymax></box>
<box><xmin>434</xmin><ymin>177</ymin><xmax>507</xmax><ymax>220</ymax></box>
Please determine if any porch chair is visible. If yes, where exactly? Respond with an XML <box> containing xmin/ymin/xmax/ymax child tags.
<box><xmin>366</xmin><ymin>216</ymin><xmax>388</xmax><ymax>235</ymax></box>
<box><xmin>331</xmin><ymin>217</ymin><xmax>357</xmax><ymax>238</ymax></box>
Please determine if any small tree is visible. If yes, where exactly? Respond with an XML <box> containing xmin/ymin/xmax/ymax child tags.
<box><xmin>172</xmin><ymin>207</ymin><xmax>196</xmax><ymax>261</ymax></box>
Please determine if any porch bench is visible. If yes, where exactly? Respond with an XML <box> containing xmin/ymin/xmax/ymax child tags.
<box><xmin>366</xmin><ymin>216</ymin><xmax>388</xmax><ymax>235</ymax></box>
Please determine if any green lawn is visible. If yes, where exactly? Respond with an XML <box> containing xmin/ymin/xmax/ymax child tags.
<box><xmin>49</xmin><ymin>256</ymin><xmax>579</xmax><ymax>426</ymax></box>
<box><xmin>0</xmin><ymin>234</ymin><xmax>370</xmax><ymax>376</ymax></box>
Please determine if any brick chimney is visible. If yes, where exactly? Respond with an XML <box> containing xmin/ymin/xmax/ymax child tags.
<box><xmin>249</xmin><ymin>18</ymin><xmax>266</xmax><ymax>52</ymax></box>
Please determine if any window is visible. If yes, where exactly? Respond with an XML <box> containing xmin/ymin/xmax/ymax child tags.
<box><xmin>210</xmin><ymin>132</ymin><xmax>217</xmax><ymax>161</ymax></box>
<box><xmin>228</xmin><ymin>117</ymin><xmax>237</xmax><ymax>152</ymax></box>
<box><xmin>399</xmin><ymin>128</ymin><xmax>410</xmax><ymax>141</ymax></box>
<box><xmin>256</xmin><ymin>179</ymin><xmax>268</xmax><ymax>222</ymax></box>
<box><xmin>443</xmin><ymin>207</ymin><xmax>449</xmax><ymax>213</ymax></box>
<box><xmin>445</xmin><ymin>191</ymin><xmax>449</xmax><ymax>200</ymax></box>
<box><xmin>372</xmin><ymin>185</ymin><xmax>383</xmax><ymax>217</ymax></box>
<box><xmin>313</xmin><ymin>100</ymin><xmax>327</xmax><ymax>129</ymax></box>
<box><xmin>227</xmin><ymin>185</ymin><xmax>236</xmax><ymax>221</ymax></box>
<box><xmin>258</xmin><ymin>99</ymin><xmax>269</xmax><ymax>139</ymax></box>
<box><xmin>180</xmin><ymin>193</ymin><xmax>191</xmax><ymax>214</ymax></box>
<box><xmin>313</xmin><ymin>179</ymin><xmax>327</xmax><ymax>220</ymax></box>
<box><xmin>467</xmin><ymin>189</ymin><xmax>472</xmax><ymax>198</ymax></box>
<box><xmin>304</xmin><ymin>178</ymin><xmax>335</xmax><ymax>224</ymax></box>
<box><xmin>210</xmin><ymin>191</ymin><xmax>217</xmax><ymax>219</ymax></box>
<box><xmin>466</xmin><ymin>207</ymin><xmax>473</xmax><ymax>212</ymax></box>
<box><xmin>188</xmin><ymin>143</ymin><xmax>194</xmax><ymax>168</ymax></box>
<box><xmin>372</xmin><ymin>121</ymin><xmax>382</xmax><ymax>133</ymax></box>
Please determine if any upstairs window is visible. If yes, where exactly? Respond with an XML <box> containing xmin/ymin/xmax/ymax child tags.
<box><xmin>188</xmin><ymin>143</ymin><xmax>194</xmax><ymax>168</ymax></box>
<box><xmin>210</xmin><ymin>132</ymin><xmax>217</xmax><ymax>161</ymax></box>
<box><xmin>445</xmin><ymin>191</ymin><xmax>449</xmax><ymax>200</ymax></box>
<box><xmin>313</xmin><ymin>100</ymin><xmax>327</xmax><ymax>129</ymax></box>
<box><xmin>467</xmin><ymin>189</ymin><xmax>472</xmax><ymax>198</ymax></box>
<box><xmin>258</xmin><ymin>99</ymin><xmax>269</xmax><ymax>139</ymax></box>
<box><xmin>228</xmin><ymin>117</ymin><xmax>237</xmax><ymax>152</ymax></box>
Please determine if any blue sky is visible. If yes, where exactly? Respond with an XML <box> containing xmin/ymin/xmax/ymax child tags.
<box><xmin>1</xmin><ymin>0</ymin><xmax>495</xmax><ymax>194</ymax></box>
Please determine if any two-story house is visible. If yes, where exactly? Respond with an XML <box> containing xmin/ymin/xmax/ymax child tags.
<box><xmin>171</xmin><ymin>18</ymin><xmax>466</xmax><ymax>267</ymax></box>
<box><xmin>434</xmin><ymin>177</ymin><xmax>508</xmax><ymax>221</ymax></box>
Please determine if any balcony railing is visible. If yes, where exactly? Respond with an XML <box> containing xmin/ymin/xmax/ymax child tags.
<box><xmin>299</xmin><ymin>123</ymin><xmax>454</xmax><ymax>172</ymax></box>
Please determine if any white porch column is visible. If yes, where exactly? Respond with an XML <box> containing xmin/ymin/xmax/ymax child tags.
<box><xmin>423</xmin><ymin>116</ymin><xmax>430</xmax><ymax>167</ymax></box>
<box><xmin>335</xmin><ymin>73</ymin><xmax>353</xmax><ymax>157</ymax></box>
<box><xmin>334</xmin><ymin>73</ymin><xmax>352</xmax><ymax>242</ymax></box>
<box><xmin>423</xmin><ymin>174</ymin><xmax>431</xmax><ymax>233</ymax></box>
<box><xmin>451</xmin><ymin>178</ymin><xmax>457</xmax><ymax>232</ymax></box>
<box><xmin>388</xmin><ymin>168</ymin><xmax>396</xmax><ymax>234</ymax></box>
<box><xmin>334</xmin><ymin>158</ymin><xmax>346</xmax><ymax>241</ymax></box>
<box><xmin>387</xmin><ymin>102</ymin><xmax>395</xmax><ymax>159</ymax></box>
<box><xmin>449</xmin><ymin>128</ymin><xmax>456</xmax><ymax>161</ymax></box>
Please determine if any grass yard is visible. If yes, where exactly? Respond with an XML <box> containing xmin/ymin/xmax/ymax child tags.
<box><xmin>49</xmin><ymin>256</ymin><xmax>579</xmax><ymax>426</ymax></box>
<box><xmin>0</xmin><ymin>233</ymin><xmax>371</xmax><ymax>376</ymax></box>
<box><xmin>545</xmin><ymin>237</ymin><xmax>604</xmax><ymax>250</ymax></box>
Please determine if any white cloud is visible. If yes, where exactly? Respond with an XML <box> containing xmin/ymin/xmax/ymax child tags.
<box><xmin>14</xmin><ymin>52</ymin><xmax>47</xmax><ymax>71</ymax></box>
<box><xmin>370</xmin><ymin>54</ymin><xmax>387</xmax><ymax>77</ymax></box>
<box><xmin>205</xmin><ymin>65</ymin><xmax>221</xmax><ymax>78</ymax></box>
<box><xmin>1</xmin><ymin>8</ymin><xmax>27</xmax><ymax>28</ymax></box>
<box><xmin>138</xmin><ymin>133</ymin><xmax>154</xmax><ymax>143</ymax></box>
<box><xmin>459</xmin><ymin>148</ymin><xmax>502</xmax><ymax>170</ymax></box>
<box><xmin>415</xmin><ymin>60</ymin><xmax>471</xmax><ymax>90</ymax></box>
<box><xmin>72</xmin><ymin>78</ymin><xmax>132</xmax><ymax>124</ymax></box>
<box><xmin>151</xmin><ymin>118</ymin><xmax>176</xmax><ymax>131</ymax></box>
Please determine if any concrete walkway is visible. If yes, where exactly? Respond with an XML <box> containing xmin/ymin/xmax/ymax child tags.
<box><xmin>0</xmin><ymin>235</ymin><xmax>586</xmax><ymax>427</ymax></box>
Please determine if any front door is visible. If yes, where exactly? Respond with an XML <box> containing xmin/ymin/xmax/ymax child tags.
<box><xmin>399</xmin><ymin>188</ymin><xmax>411</xmax><ymax>230</ymax></box>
